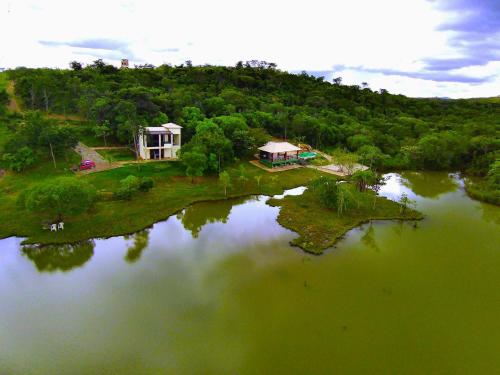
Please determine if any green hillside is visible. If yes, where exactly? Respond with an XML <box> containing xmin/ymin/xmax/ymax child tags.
<box><xmin>2</xmin><ymin>60</ymin><xmax>499</xmax><ymax>203</ymax></box>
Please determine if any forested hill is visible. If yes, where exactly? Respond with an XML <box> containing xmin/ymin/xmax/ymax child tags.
<box><xmin>6</xmin><ymin>60</ymin><xmax>500</xmax><ymax>176</ymax></box>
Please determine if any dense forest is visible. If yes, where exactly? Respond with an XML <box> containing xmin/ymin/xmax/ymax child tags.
<box><xmin>4</xmin><ymin>60</ymin><xmax>500</xmax><ymax>201</ymax></box>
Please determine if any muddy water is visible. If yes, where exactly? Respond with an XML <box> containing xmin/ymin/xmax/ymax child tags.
<box><xmin>0</xmin><ymin>172</ymin><xmax>498</xmax><ymax>374</ymax></box>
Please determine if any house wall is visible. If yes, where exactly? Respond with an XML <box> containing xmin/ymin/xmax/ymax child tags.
<box><xmin>138</xmin><ymin>132</ymin><xmax>148</xmax><ymax>159</ymax></box>
<box><xmin>138</xmin><ymin>129</ymin><xmax>182</xmax><ymax>160</ymax></box>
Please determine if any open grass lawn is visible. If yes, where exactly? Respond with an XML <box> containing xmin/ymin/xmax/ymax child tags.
<box><xmin>0</xmin><ymin>150</ymin><xmax>81</xmax><ymax>238</ymax></box>
<box><xmin>0</xmin><ymin>159</ymin><xmax>322</xmax><ymax>244</ymax></box>
<box><xmin>309</xmin><ymin>154</ymin><xmax>331</xmax><ymax>166</ymax></box>
<box><xmin>268</xmin><ymin>188</ymin><xmax>423</xmax><ymax>254</ymax></box>
<box><xmin>98</xmin><ymin>148</ymin><xmax>136</xmax><ymax>161</ymax></box>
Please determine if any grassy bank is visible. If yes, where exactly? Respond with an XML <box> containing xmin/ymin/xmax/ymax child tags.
<box><xmin>464</xmin><ymin>178</ymin><xmax>500</xmax><ymax>205</ymax></box>
<box><xmin>268</xmin><ymin>188</ymin><xmax>422</xmax><ymax>254</ymax></box>
<box><xmin>0</xmin><ymin>160</ymin><xmax>321</xmax><ymax>244</ymax></box>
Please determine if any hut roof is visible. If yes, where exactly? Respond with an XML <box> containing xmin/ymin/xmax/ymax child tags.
<box><xmin>258</xmin><ymin>141</ymin><xmax>301</xmax><ymax>153</ymax></box>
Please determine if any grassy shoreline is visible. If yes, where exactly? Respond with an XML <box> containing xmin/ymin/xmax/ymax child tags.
<box><xmin>464</xmin><ymin>178</ymin><xmax>499</xmax><ymax>206</ymax></box>
<box><xmin>268</xmin><ymin>189</ymin><xmax>423</xmax><ymax>254</ymax></box>
<box><xmin>0</xmin><ymin>161</ymin><xmax>322</xmax><ymax>244</ymax></box>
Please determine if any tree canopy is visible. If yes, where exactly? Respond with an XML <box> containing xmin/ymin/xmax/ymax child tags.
<box><xmin>22</xmin><ymin>177</ymin><xmax>97</xmax><ymax>221</ymax></box>
<box><xmin>5</xmin><ymin>61</ymin><xmax>499</xmax><ymax>180</ymax></box>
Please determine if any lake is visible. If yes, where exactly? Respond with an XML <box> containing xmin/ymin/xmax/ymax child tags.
<box><xmin>0</xmin><ymin>172</ymin><xmax>499</xmax><ymax>374</ymax></box>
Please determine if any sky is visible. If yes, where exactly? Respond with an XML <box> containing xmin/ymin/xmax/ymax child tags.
<box><xmin>0</xmin><ymin>0</ymin><xmax>498</xmax><ymax>98</ymax></box>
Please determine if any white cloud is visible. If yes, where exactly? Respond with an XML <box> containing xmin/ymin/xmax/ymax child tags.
<box><xmin>0</xmin><ymin>0</ymin><xmax>498</xmax><ymax>98</ymax></box>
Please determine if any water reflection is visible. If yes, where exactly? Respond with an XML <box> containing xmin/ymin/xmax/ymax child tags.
<box><xmin>400</xmin><ymin>171</ymin><xmax>458</xmax><ymax>198</ymax></box>
<box><xmin>21</xmin><ymin>240</ymin><xmax>95</xmax><ymax>272</ymax></box>
<box><xmin>378</xmin><ymin>173</ymin><xmax>416</xmax><ymax>201</ymax></box>
<box><xmin>124</xmin><ymin>229</ymin><xmax>150</xmax><ymax>263</ymax></box>
<box><xmin>177</xmin><ymin>197</ymin><xmax>247</xmax><ymax>238</ymax></box>
<box><xmin>272</xmin><ymin>186</ymin><xmax>307</xmax><ymax>200</ymax></box>
<box><xmin>480</xmin><ymin>203</ymin><xmax>500</xmax><ymax>225</ymax></box>
<box><xmin>1</xmin><ymin>173</ymin><xmax>499</xmax><ymax>374</ymax></box>
<box><xmin>360</xmin><ymin>224</ymin><xmax>380</xmax><ymax>252</ymax></box>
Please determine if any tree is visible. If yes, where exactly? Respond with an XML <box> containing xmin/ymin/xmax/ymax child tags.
<box><xmin>181</xmin><ymin>148</ymin><xmax>207</xmax><ymax>182</ymax></box>
<box><xmin>311</xmin><ymin>176</ymin><xmax>357</xmax><ymax>215</ymax></box>
<box><xmin>69</xmin><ymin>61</ymin><xmax>83</xmax><ymax>71</ymax></box>
<box><xmin>310</xmin><ymin>176</ymin><xmax>338</xmax><ymax>209</ymax></box>
<box><xmin>184</xmin><ymin>119</ymin><xmax>233</xmax><ymax>172</ymax></box>
<box><xmin>219</xmin><ymin>170</ymin><xmax>231</xmax><ymax>197</ymax></box>
<box><xmin>38</xmin><ymin>125</ymin><xmax>78</xmax><ymax>167</ymax></box>
<box><xmin>357</xmin><ymin>145</ymin><xmax>387</xmax><ymax>169</ymax></box>
<box><xmin>213</xmin><ymin>115</ymin><xmax>254</xmax><ymax>158</ymax></box>
<box><xmin>487</xmin><ymin>160</ymin><xmax>500</xmax><ymax>186</ymax></box>
<box><xmin>179</xmin><ymin>106</ymin><xmax>205</xmax><ymax>142</ymax></box>
<box><xmin>238</xmin><ymin>164</ymin><xmax>248</xmax><ymax>184</ymax></box>
<box><xmin>398</xmin><ymin>193</ymin><xmax>416</xmax><ymax>215</ymax></box>
<box><xmin>332</xmin><ymin>149</ymin><xmax>359</xmax><ymax>175</ymax></box>
<box><xmin>0</xmin><ymin>89</ymin><xmax>8</xmax><ymax>111</ymax></box>
<box><xmin>347</xmin><ymin>134</ymin><xmax>371</xmax><ymax>151</ymax></box>
<box><xmin>351</xmin><ymin>170</ymin><xmax>377</xmax><ymax>192</ymax></box>
<box><xmin>152</xmin><ymin>112</ymin><xmax>169</xmax><ymax>125</ymax></box>
<box><xmin>15</xmin><ymin>111</ymin><xmax>77</xmax><ymax>168</ymax></box>
<box><xmin>254</xmin><ymin>175</ymin><xmax>262</xmax><ymax>187</ymax></box>
<box><xmin>93</xmin><ymin>121</ymin><xmax>112</xmax><ymax>146</ymax></box>
<box><xmin>3</xmin><ymin>147</ymin><xmax>36</xmax><ymax>172</ymax></box>
<box><xmin>23</xmin><ymin>177</ymin><xmax>97</xmax><ymax>221</ymax></box>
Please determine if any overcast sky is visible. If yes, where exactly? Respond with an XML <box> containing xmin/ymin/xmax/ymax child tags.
<box><xmin>1</xmin><ymin>0</ymin><xmax>498</xmax><ymax>98</ymax></box>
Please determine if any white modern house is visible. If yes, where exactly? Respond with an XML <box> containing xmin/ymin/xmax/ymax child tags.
<box><xmin>138</xmin><ymin>123</ymin><xmax>182</xmax><ymax>160</ymax></box>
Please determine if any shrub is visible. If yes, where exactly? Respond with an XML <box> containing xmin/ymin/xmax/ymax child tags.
<box><xmin>2</xmin><ymin>146</ymin><xmax>36</xmax><ymax>172</ymax></box>
<box><xmin>114</xmin><ymin>175</ymin><xmax>154</xmax><ymax>199</ymax></box>
<box><xmin>114</xmin><ymin>175</ymin><xmax>140</xmax><ymax>200</ymax></box>
<box><xmin>138</xmin><ymin>177</ymin><xmax>154</xmax><ymax>192</ymax></box>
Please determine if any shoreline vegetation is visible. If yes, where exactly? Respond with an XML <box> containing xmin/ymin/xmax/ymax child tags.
<box><xmin>0</xmin><ymin>162</ymin><xmax>322</xmax><ymax>244</ymax></box>
<box><xmin>0</xmin><ymin>155</ymin><xmax>422</xmax><ymax>252</ymax></box>
<box><xmin>464</xmin><ymin>177</ymin><xmax>500</xmax><ymax>206</ymax></box>
<box><xmin>268</xmin><ymin>188</ymin><xmax>422</xmax><ymax>254</ymax></box>
<box><xmin>0</xmin><ymin>62</ymin><xmax>497</xmax><ymax>248</ymax></box>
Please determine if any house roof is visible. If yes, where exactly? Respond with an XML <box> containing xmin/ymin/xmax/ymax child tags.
<box><xmin>258</xmin><ymin>141</ymin><xmax>301</xmax><ymax>153</ymax></box>
<box><xmin>145</xmin><ymin>126</ymin><xmax>168</xmax><ymax>133</ymax></box>
<box><xmin>161</xmin><ymin>122</ymin><xmax>183</xmax><ymax>129</ymax></box>
<box><xmin>144</xmin><ymin>122</ymin><xmax>182</xmax><ymax>133</ymax></box>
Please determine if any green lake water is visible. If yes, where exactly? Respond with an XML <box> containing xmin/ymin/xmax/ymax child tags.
<box><xmin>0</xmin><ymin>172</ymin><xmax>499</xmax><ymax>374</ymax></box>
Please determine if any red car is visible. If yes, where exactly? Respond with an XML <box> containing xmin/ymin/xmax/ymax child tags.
<box><xmin>79</xmin><ymin>160</ymin><xmax>96</xmax><ymax>171</ymax></box>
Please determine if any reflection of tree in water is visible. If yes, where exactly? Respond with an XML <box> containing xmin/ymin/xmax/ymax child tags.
<box><xmin>480</xmin><ymin>203</ymin><xmax>500</xmax><ymax>225</ymax></box>
<box><xmin>391</xmin><ymin>220</ymin><xmax>405</xmax><ymax>237</ymax></box>
<box><xmin>22</xmin><ymin>240</ymin><xmax>95</xmax><ymax>272</ymax></box>
<box><xmin>361</xmin><ymin>224</ymin><xmax>380</xmax><ymax>252</ymax></box>
<box><xmin>124</xmin><ymin>229</ymin><xmax>150</xmax><ymax>263</ymax></box>
<box><xmin>177</xmin><ymin>197</ymin><xmax>247</xmax><ymax>238</ymax></box>
<box><xmin>400</xmin><ymin>172</ymin><xmax>458</xmax><ymax>198</ymax></box>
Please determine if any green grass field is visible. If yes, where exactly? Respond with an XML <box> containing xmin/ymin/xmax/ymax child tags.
<box><xmin>0</xmin><ymin>155</ymin><xmax>323</xmax><ymax>243</ymax></box>
<box><xmin>98</xmin><ymin>148</ymin><xmax>136</xmax><ymax>161</ymax></box>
